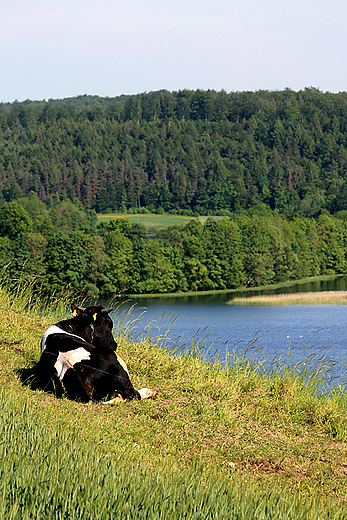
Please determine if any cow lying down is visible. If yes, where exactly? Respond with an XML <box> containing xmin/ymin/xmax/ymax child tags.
<box><xmin>36</xmin><ymin>304</ymin><xmax>157</xmax><ymax>403</ymax></box>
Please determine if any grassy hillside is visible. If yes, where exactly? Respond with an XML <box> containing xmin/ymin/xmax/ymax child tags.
<box><xmin>4</xmin><ymin>89</ymin><xmax>347</xmax><ymax>218</ymax></box>
<box><xmin>1</xmin><ymin>283</ymin><xmax>347</xmax><ymax>518</ymax></box>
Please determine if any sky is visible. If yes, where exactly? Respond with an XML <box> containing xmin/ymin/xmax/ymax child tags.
<box><xmin>1</xmin><ymin>0</ymin><xmax>347</xmax><ymax>103</ymax></box>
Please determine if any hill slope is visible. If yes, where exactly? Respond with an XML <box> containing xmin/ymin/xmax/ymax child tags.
<box><xmin>1</xmin><ymin>284</ymin><xmax>347</xmax><ymax>517</ymax></box>
<box><xmin>2</xmin><ymin>88</ymin><xmax>347</xmax><ymax>217</ymax></box>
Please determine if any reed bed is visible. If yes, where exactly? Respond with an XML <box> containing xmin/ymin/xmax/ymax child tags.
<box><xmin>229</xmin><ymin>290</ymin><xmax>347</xmax><ymax>306</ymax></box>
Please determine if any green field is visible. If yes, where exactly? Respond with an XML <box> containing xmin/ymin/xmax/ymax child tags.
<box><xmin>97</xmin><ymin>213</ymin><xmax>227</xmax><ymax>230</ymax></box>
<box><xmin>2</xmin><ymin>280</ymin><xmax>347</xmax><ymax>518</ymax></box>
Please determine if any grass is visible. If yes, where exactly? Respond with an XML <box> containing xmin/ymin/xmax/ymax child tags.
<box><xmin>1</xmin><ymin>281</ymin><xmax>347</xmax><ymax>517</ymax></box>
<box><xmin>229</xmin><ymin>291</ymin><xmax>347</xmax><ymax>306</ymax></box>
<box><xmin>97</xmin><ymin>212</ymin><xmax>228</xmax><ymax>231</ymax></box>
<box><xmin>97</xmin><ymin>212</ymin><xmax>197</xmax><ymax>229</ymax></box>
<box><xmin>1</xmin><ymin>390</ymin><xmax>336</xmax><ymax>520</ymax></box>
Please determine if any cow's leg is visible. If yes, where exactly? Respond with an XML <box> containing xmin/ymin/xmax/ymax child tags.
<box><xmin>115</xmin><ymin>355</ymin><xmax>157</xmax><ymax>400</ymax></box>
<box><xmin>106</xmin><ymin>383</ymin><xmax>157</xmax><ymax>402</ymax></box>
<box><xmin>120</xmin><ymin>385</ymin><xmax>141</xmax><ymax>400</ymax></box>
<box><xmin>62</xmin><ymin>368</ymin><xmax>91</xmax><ymax>403</ymax></box>
<box><xmin>103</xmin><ymin>388</ymin><xmax>157</xmax><ymax>403</ymax></box>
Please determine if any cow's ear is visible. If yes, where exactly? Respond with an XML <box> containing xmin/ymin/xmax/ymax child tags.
<box><xmin>71</xmin><ymin>304</ymin><xmax>85</xmax><ymax>317</ymax></box>
<box><xmin>101</xmin><ymin>308</ymin><xmax>113</xmax><ymax>314</ymax></box>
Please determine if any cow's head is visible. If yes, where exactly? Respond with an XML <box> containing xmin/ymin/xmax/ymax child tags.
<box><xmin>67</xmin><ymin>304</ymin><xmax>95</xmax><ymax>343</ymax></box>
<box><xmin>70</xmin><ymin>304</ymin><xmax>117</xmax><ymax>351</ymax></box>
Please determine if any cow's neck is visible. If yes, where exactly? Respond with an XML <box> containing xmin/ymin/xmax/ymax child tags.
<box><xmin>59</xmin><ymin>321</ymin><xmax>92</xmax><ymax>341</ymax></box>
<box><xmin>41</xmin><ymin>322</ymin><xmax>94</xmax><ymax>353</ymax></box>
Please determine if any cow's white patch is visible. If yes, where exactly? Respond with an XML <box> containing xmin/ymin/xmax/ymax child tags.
<box><xmin>41</xmin><ymin>325</ymin><xmax>86</xmax><ymax>353</ymax></box>
<box><xmin>54</xmin><ymin>347</ymin><xmax>91</xmax><ymax>380</ymax></box>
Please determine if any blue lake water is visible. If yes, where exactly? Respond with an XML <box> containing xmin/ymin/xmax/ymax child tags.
<box><xmin>110</xmin><ymin>282</ymin><xmax>347</xmax><ymax>384</ymax></box>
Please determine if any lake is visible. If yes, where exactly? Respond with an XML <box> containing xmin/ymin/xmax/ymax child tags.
<box><xmin>111</xmin><ymin>277</ymin><xmax>347</xmax><ymax>384</ymax></box>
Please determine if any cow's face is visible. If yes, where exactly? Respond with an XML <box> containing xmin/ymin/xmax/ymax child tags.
<box><xmin>71</xmin><ymin>304</ymin><xmax>117</xmax><ymax>351</ymax></box>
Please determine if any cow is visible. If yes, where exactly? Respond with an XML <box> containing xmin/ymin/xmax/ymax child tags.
<box><xmin>36</xmin><ymin>304</ymin><xmax>157</xmax><ymax>403</ymax></box>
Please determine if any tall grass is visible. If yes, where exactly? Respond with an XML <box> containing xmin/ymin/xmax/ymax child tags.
<box><xmin>108</xmin><ymin>302</ymin><xmax>180</xmax><ymax>352</ymax></box>
<box><xmin>0</xmin><ymin>267</ymin><xmax>73</xmax><ymax>322</ymax></box>
<box><xmin>223</xmin><ymin>334</ymin><xmax>341</xmax><ymax>390</ymax></box>
<box><xmin>0</xmin><ymin>388</ymin><xmax>341</xmax><ymax>520</ymax></box>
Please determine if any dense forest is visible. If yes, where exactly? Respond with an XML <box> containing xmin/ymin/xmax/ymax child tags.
<box><xmin>0</xmin><ymin>195</ymin><xmax>347</xmax><ymax>298</ymax></box>
<box><xmin>2</xmin><ymin>88</ymin><xmax>347</xmax><ymax>297</ymax></box>
<box><xmin>1</xmin><ymin>88</ymin><xmax>347</xmax><ymax>217</ymax></box>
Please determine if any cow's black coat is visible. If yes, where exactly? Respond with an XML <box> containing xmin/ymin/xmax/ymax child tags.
<box><xmin>36</xmin><ymin>305</ymin><xmax>141</xmax><ymax>402</ymax></box>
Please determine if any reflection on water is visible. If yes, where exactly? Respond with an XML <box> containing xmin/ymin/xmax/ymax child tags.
<box><xmin>117</xmin><ymin>275</ymin><xmax>347</xmax><ymax>307</ymax></box>
<box><xmin>254</xmin><ymin>275</ymin><xmax>347</xmax><ymax>295</ymax></box>
<box><xmin>229</xmin><ymin>275</ymin><xmax>347</xmax><ymax>301</ymax></box>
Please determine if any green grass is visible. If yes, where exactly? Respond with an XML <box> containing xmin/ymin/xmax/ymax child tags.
<box><xmin>1</xmin><ymin>281</ymin><xmax>347</xmax><ymax>518</ymax></box>
<box><xmin>97</xmin><ymin>212</ymin><xmax>228</xmax><ymax>231</ymax></box>
<box><xmin>97</xmin><ymin>212</ymin><xmax>197</xmax><ymax>229</ymax></box>
<box><xmin>0</xmin><ymin>389</ymin><xmax>340</xmax><ymax>520</ymax></box>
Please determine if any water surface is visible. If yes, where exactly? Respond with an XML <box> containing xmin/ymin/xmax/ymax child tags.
<box><xmin>113</xmin><ymin>277</ymin><xmax>347</xmax><ymax>382</ymax></box>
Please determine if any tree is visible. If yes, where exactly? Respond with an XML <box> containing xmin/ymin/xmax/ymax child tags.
<box><xmin>108</xmin><ymin>233</ymin><xmax>134</xmax><ymax>293</ymax></box>
<box><xmin>43</xmin><ymin>232</ymin><xmax>90</xmax><ymax>294</ymax></box>
<box><xmin>238</xmin><ymin>215</ymin><xmax>287</xmax><ymax>287</ymax></box>
<box><xmin>316</xmin><ymin>214</ymin><xmax>346</xmax><ymax>274</ymax></box>
<box><xmin>0</xmin><ymin>201</ymin><xmax>32</xmax><ymax>239</ymax></box>
<box><xmin>132</xmin><ymin>239</ymin><xmax>178</xmax><ymax>294</ymax></box>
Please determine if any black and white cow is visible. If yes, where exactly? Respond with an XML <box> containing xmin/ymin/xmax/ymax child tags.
<box><xmin>36</xmin><ymin>304</ymin><xmax>156</xmax><ymax>403</ymax></box>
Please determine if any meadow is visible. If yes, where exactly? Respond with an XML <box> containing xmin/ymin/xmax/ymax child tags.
<box><xmin>97</xmin><ymin>212</ymin><xmax>226</xmax><ymax>231</ymax></box>
<box><xmin>97</xmin><ymin>212</ymin><xmax>198</xmax><ymax>230</ymax></box>
<box><xmin>1</xmin><ymin>280</ymin><xmax>347</xmax><ymax>518</ymax></box>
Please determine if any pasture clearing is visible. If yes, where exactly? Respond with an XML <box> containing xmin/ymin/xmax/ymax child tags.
<box><xmin>97</xmin><ymin>212</ymin><xmax>228</xmax><ymax>230</ymax></box>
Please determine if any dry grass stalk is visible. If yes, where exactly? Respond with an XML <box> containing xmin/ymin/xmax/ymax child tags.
<box><xmin>229</xmin><ymin>291</ymin><xmax>347</xmax><ymax>306</ymax></box>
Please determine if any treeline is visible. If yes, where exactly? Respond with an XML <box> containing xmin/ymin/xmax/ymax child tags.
<box><xmin>2</xmin><ymin>88</ymin><xmax>347</xmax><ymax>217</ymax></box>
<box><xmin>1</xmin><ymin>195</ymin><xmax>347</xmax><ymax>298</ymax></box>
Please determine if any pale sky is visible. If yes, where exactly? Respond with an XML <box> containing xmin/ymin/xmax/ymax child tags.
<box><xmin>1</xmin><ymin>0</ymin><xmax>347</xmax><ymax>102</ymax></box>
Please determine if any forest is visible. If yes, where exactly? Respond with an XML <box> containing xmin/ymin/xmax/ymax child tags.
<box><xmin>0</xmin><ymin>194</ymin><xmax>346</xmax><ymax>298</ymax></box>
<box><xmin>1</xmin><ymin>88</ymin><xmax>347</xmax><ymax>217</ymax></box>
<box><xmin>2</xmin><ymin>88</ymin><xmax>347</xmax><ymax>297</ymax></box>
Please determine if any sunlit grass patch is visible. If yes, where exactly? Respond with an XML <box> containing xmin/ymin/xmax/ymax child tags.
<box><xmin>97</xmin><ymin>212</ymin><xmax>197</xmax><ymax>229</ymax></box>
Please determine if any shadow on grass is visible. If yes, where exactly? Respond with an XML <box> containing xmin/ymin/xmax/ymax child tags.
<box><xmin>17</xmin><ymin>364</ymin><xmax>38</xmax><ymax>389</ymax></box>
<box><xmin>17</xmin><ymin>363</ymin><xmax>64</xmax><ymax>399</ymax></box>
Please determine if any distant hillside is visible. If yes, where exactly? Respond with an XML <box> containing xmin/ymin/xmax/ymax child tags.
<box><xmin>1</xmin><ymin>88</ymin><xmax>347</xmax><ymax>217</ymax></box>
